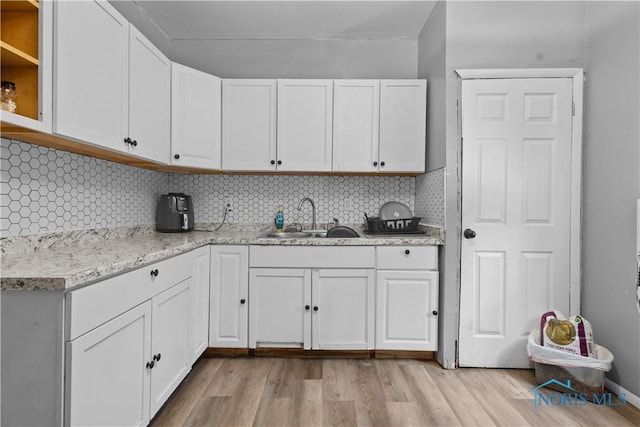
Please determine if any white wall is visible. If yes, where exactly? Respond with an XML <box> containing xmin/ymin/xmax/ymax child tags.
<box><xmin>418</xmin><ymin>1</ymin><xmax>446</xmax><ymax>172</ymax></box>
<box><xmin>168</xmin><ymin>39</ymin><xmax>418</xmax><ymax>79</ymax></box>
<box><xmin>418</xmin><ymin>0</ymin><xmax>587</xmax><ymax>369</ymax></box>
<box><xmin>583</xmin><ymin>0</ymin><xmax>640</xmax><ymax>398</ymax></box>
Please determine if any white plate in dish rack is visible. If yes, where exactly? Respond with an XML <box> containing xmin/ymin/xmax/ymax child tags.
<box><xmin>379</xmin><ymin>201</ymin><xmax>412</xmax><ymax>220</ymax></box>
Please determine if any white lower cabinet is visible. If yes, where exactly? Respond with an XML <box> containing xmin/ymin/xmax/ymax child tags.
<box><xmin>375</xmin><ymin>246</ymin><xmax>439</xmax><ymax>351</ymax></box>
<box><xmin>312</xmin><ymin>269</ymin><xmax>374</xmax><ymax>350</ymax></box>
<box><xmin>149</xmin><ymin>279</ymin><xmax>192</xmax><ymax>416</ymax></box>
<box><xmin>248</xmin><ymin>266</ymin><xmax>374</xmax><ymax>350</ymax></box>
<box><xmin>66</xmin><ymin>302</ymin><xmax>152</xmax><ymax>427</ymax></box>
<box><xmin>209</xmin><ymin>246</ymin><xmax>249</xmax><ymax>348</ymax></box>
<box><xmin>64</xmin><ymin>250</ymin><xmax>203</xmax><ymax>426</ymax></box>
<box><xmin>249</xmin><ymin>268</ymin><xmax>311</xmax><ymax>349</ymax></box>
<box><xmin>190</xmin><ymin>246</ymin><xmax>211</xmax><ymax>361</ymax></box>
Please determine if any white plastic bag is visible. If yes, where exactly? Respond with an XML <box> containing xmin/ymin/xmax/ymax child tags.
<box><xmin>527</xmin><ymin>331</ymin><xmax>613</xmax><ymax>371</ymax></box>
<box><xmin>540</xmin><ymin>310</ymin><xmax>594</xmax><ymax>357</ymax></box>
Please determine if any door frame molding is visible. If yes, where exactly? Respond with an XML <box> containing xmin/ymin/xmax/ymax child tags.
<box><xmin>455</xmin><ymin>68</ymin><xmax>584</xmax><ymax>316</ymax></box>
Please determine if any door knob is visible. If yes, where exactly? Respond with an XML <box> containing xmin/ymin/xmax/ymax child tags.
<box><xmin>463</xmin><ymin>228</ymin><xmax>476</xmax><ymax>239</ymax></box>
<box><xmin>240</xmin><ymin>299</ymin><xmax>246</xmax><ymax>304</ymax></box>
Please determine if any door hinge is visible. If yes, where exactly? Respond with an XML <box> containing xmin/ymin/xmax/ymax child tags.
<box><xmin>572</xmin><ymin>102</ymin><xmax>575</xmax><ymax>116</ymax></box>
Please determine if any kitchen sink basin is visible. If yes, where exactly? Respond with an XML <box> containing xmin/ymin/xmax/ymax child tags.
<box><xmin>258</xmin><ymin>228</ymin><xmax>364</xmax><ymax>239</ymax></box>
<box><xmin>260</xmin><ymin>231</ymin><xmax>315</xmax><ymax>238</ymax></box>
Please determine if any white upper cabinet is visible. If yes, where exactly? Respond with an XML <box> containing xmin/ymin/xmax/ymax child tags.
<box><xmin>128</xmin><ymin>26</ymin><xmax>170</xmax><ymax>164</ymax></box>
<box><xmin>222</xmin><ymin>79</ymin><xmax>277</xmax><ymax>171</ymax></box>
<box><xmin>171</xmin><ymin>63</ymin><xmax>221</xmax><ymax>170</ymax></box>
<box><xmin>54</xmin><ymin>1</ymin><xmax>170</xmax><ymax>164</ymax></box>
<box><xmin>378</xmin><ymin>80</ymin><xmax>427</xmax><ymax>173</ymax></box>
<box><xmin>332</xmin><ymin>80</ymin><xmax>380</xmax><ymax>173</ymax></box>
<box><xmin>277</xmin><ymin>79</ymin><xmax>333</xmax><ymax>172</ymax></box>
<box><xmin>54</xmin><ymin>0</ymin><xmax>129</xmax><ymax>153</ymax></box>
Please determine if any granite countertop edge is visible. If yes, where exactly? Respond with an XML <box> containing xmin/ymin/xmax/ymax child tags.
<box><xmin>1</xmin><ymin>223</ymin><xmax>444</xmax><ymax>291</ymax></box>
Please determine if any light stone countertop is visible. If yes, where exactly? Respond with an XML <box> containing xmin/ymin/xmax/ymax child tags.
<box><xmin>0</xmin><ymin>223</ymin><xmax>443</xmax><ymax>291</ymax></box>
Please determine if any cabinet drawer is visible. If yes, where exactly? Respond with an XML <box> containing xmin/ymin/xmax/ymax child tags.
<box><xmin>376</xmin><ymin>246</ymin><xmax>438</xmax><ymax>270</ymax></box>
<box><xmin>250</xmin><ymin>246</ymin><xmax>374</xmax><ymax>268</ymax></box>
<box><xmin>66</xmin><ymin>251</ymin><xmax>193</xmax><ymax>340</ymax></box>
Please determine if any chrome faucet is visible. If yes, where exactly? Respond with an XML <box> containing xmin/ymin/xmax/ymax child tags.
<box><xmin>297</xmin><ymin>197</ymin><xmax>317</xmax><ymax>231</ymax></box>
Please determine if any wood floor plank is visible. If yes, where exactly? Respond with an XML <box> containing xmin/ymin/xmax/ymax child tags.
<box><xmin>323</xmin><ymin>400</ymin><xmax>357</xmax><ymax>427</ymax></box>
<box><xmin>252</xmin><ymin>397</ymin><xmax>292</xmax><ymax>426</ymax></box>
<box><xmin>322</xmin><ymin>359</ymin><xmax>360</xmax><ymax>402</ymax></box>
<box><xmin>455</xmin><ymin>368</ymin><xmax>531</xmax><ymax>426</ymax></box>
<box><xmin>399</xmin><ymin>363</ymin><xmax>461</xmax><ymax>426</ymax></box>
<box><xmin>290</xmin><ymin>379</ymin><xmax>323</xmax><ymax>427</ymax></box>
<box><xmin>422</xmin><ymin>362</ymin><xmax>496</xmax><ymax>426</ymax></box>
<box><xmin>153</xmin><ymin>356</ymin><xmax>640</xmax><ymax>427</ymax></box>
<box><xmin>152</xmin><ymin>358</ymin><xmax>224</xmax><ymax>427</ymax></box>
<box><xmin>386</xmin><ymin>402</ymin><xmax>430</xmax><ymax>427</ymax></box>
<box><xmin>374</xmin><ymin>360</ymin><xmax>412</xmax><ymax>403</ymax></box>
<box><xmin>352</xmin><ymin>361</ymin><xmax>392</xmax><ymax>427</ymax></box>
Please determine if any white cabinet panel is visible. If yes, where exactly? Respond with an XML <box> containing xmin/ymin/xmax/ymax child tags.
<box><xmin>332</xmin><ymin>80</ymin><xmax>380</xmax><ymax>172</ymax></box>
<box><xmin>190</xmin><ymin>246</ymin><xmax>211</xmax><ymax>362</ymax></box>
<box><xmin>379</xmin><ymin>80</ymin><xmax>427</xmax><ymax>173</ymax></box>
<box><xmin>312</xmin><ymin>269</ymin><xmax>374</xmax><ymax>350</ymax></box>
<box><xmin>376</xmin><ymin>270</ymin><xmax>438</xmax><ymax>351</ymax></box>
<box><xmin>149</xmin><ymin>279</ymin><xmax>191</xmax><ymax>417</ymax></box>
<box><xmin>66</xmin><ymin>302</ymin><xmax>151</xmax><ymax>427</ymax></box>
<box><xmin>54</xmin><ymin>0</ymin><xmax>129</xmax><ymax>152</ymax></box>
<box><xmin>54</xmin><ymin>1</ymin><xmax>171</xmax><ymax>165</ymax></box>
<box><xmin>172</xmin><ymin>63</ymin><xmax>221</xmax><ymax>169</ymax></box>
<box><xmin>222</xmin><ymin>79</ymin><xmax>277</xmax><ymax>171</ymax></box>
<box><xmin>277</xmin><ymin>79</ymin><xmax>333</xmax><ymax>172</ymax></box>
<box><xmin>128</xmin><ymin>26</ymin><xmax>170</xmax><ymax>164</ymax></box>
<box><xmin>209</xmin><ymin>246</ymin><xmax>249</xmax><ymax>348</ymax></box>
<box><xmin>249</xmin><ymin>268</ymin><xmax>311</xmax><ymax>349</ymax></box>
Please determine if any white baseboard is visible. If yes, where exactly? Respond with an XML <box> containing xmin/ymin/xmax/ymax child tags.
<box><xmin>605</xmin><ymin>378</ymin><xmax>640</xmax><ymax>409</ymax></box>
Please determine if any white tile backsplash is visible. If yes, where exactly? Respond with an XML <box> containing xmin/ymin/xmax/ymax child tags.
<box><xmin>168</xmin><ymin>173</ymin><xmax>416</xmax><ymax>226</ymax></box>
<box><xmin>1</xmin><ymin>139</ymin><xmax>426</xmax><ymax>237</ymax></box>
<box><xmin>415</xmin><ymin>167</ymin><xmax>445</xmax><ymax>227</ymax></box>
<box><xmin>0</xmin><ymin>138</ymin><xmax>168</xmax><ymax>237</ymax></box>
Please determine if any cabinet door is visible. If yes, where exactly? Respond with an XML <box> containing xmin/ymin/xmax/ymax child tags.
<box><xmin>54</xmin><ymin>0</ymin><xmax>129</xmax><ymax>152</ymax></box>
<box><xmin>379</xmin><ymin>80</ymin><xmax>427</xmax><ymax>173</ymax></box>
<box><xmin>332</xmin><ymin>80</ymin><xmax>380</xmax><ymax>172</ymax></box>
<box><xmin>209</xmin><ymin>246</ymin><xmax>249</xmax><ymax>348</ymax></box>
<box><xmin>376</xmin><ymin>270</ymin><xmax>439</xmax><ymax>351</ymax></box>
<box><xmin>312</xmin><ymin>269</ymin><xmax>375</xmax><ymax>350</ymax></box>
<box><xmin>190</xmin><ymin>246</ymin><xmax>211</xmax><ymax>362</ymax></box>
<box><xmin>277</xmin><ymin>79</ymin><xmax>333</xmax><ymax>172</ymax></box>
<box><xmin>149</xmin><ymin>279</ymin><xmax>191</xmax><ymax>418</ymax></box>
<box><xmin>249</xmin><ymin>268</ymin><xmax>311</xmax><ymax>349</ymax></box>
<box><xmin>222</xmin><ymin>79</ymin><xmax>277</xmax><ymax>171</ymax></box>
<box><xmin>66</xmin><ymin>301</ymin><xmax>151</xmax><ymax>427</ymax></box>
<box><xmin>128</xmin><ymin>26</ymin><xmax>170</xmax><ymax>164</ymax></box>
<box><xmin>172</xmin><ymin>63</ymin><xmax>221</xmax><ymax>169</ymax></box>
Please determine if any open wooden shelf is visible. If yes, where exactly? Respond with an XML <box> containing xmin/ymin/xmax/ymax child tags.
<box><xmin>0</xmin><ymin>0</ymin><xmax>38</xmax><ymax>12</ymax></box>
<box><xmin>1</xmin><ymin>40</ymin><xmax>38</xmax><ymax>66</ymax></box>
<box><xmin>1</xmin><ymin>0</ymin><xmax>40</xmax><ymax>121</ymax></box>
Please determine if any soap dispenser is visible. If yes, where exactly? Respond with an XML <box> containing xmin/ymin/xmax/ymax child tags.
<box><xmin>274</xmin><ymin>205</ymin><xmax>284</xmax><ymax>232</ymax></box>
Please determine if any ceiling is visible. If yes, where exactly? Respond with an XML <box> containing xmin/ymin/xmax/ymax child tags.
<box><xmin>129</xmin><ymin>0</ymin><xmax>438</xmax><ymax>41</ymax></box>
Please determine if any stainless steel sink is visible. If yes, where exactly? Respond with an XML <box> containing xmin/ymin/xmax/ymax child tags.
<box><xmin>259</xmin><ymin>231</ymin><xmax>315</xmax><ymax>238</ymax></box>
<box><xmin>257</xmin><ymin>228</ymin><xmax>363</xmax><ymax>239</ymax></box>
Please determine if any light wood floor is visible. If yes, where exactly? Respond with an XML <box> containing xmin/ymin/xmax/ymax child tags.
<box><xmin>151</xmin><ymin>357</ymin><xmax>640</xmax><ymax>427</ymax></box>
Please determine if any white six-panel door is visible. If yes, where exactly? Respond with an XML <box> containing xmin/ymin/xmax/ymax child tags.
<box><xmin>459</xmin><ymin>78</ymin><xmax>573</xmax><ymax>368</ymax></box>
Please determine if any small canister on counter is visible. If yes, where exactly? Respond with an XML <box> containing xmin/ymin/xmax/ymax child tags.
<box><xmin>0</xmin><ymin>81</ymin><xmax>17</xmax><ymax>113</ymax></box>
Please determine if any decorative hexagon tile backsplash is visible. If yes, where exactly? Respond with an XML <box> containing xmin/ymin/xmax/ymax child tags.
<box><xmin>168</xmin><ymin>173</ymin><xmax>416</xmax><ymax>226</ymax></box>
<box><xmin>1</xmin><ymin>138</ymin><xmax>443</xmax><ymax>237</ymax></box>
<box><xmin>0</xmin><ymin>138</ymin><xmax>168</xmax><ymax>237</ymax></box>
